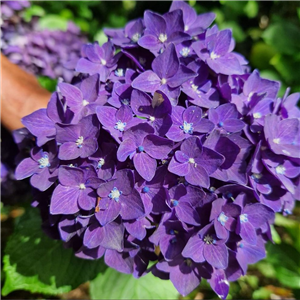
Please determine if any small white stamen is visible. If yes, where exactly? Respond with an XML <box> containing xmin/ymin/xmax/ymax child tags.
<box><xmin>149</xmin><ymin>116</ymin><xmax>155</xmax><ymax>122</ymax></box>
<box><xmin>158</xmin><ymin>33</ymin><xmax>168</xmax><ymax>43</ymax></box>
<box><xmin>161</xmin><ymin>78</ymin><xmax>167</xmax><ymax>85</ymax></box>
<box><xmin>98</xmin><ymin>158</ymin><xmax>105</xmax><ymax>168</ymax></box>
<box><xmin>121</xmin><ymin>98</ymin><xmax>130</xmax><ymax>105</ymax></box>
<box><xmin>217</xmin><ymin>212</ymin><xmax>228</xmax><ymax>226</ymax></box>
<box><xmin>76</xmin><ymin>136</ymin><xmax>84</xmax><ymax>148</ymax></box>
<box><xmin>114</xmin><ymin>68</ymin><xmax>124</xmax><ymax>77</ymax></box>
<box><xmin>180</xmin><ymin>47</ymin><xmax>190</xmax><ymax>57</ymax></box>
<box><xmin>114</xmin><ymin>120</ymin><xmax>127</xmax><ymax>132</ymax></box>
<box><xmin>210</xmin><ymin>51</ymin><xmax>220</xmax><ymax>60</ymax></box>
<box><xmin>253</xmin><ymin>112</ymin><xmax>262</xmax><ymax>119</ymax></box>
<box><xmin>180</xmin><ymin>121</ymin><xmax>194</xmax><ymax>134</ymax></box>
<box><xmin>100</xmin><ymin>58</ymin><xmax>107</xmax><ymax>65</ymax></box>
<box><xmin>273</xmin><ymin>138</ymin><xmax>280</xmax><ymax>144</ymax></box>
<box><xmin>38</xmin><ymin>154</ymin><xmax>50</xmax><ymax>169</ymax></box>
<box><xmin>204</xmin><ymin>234</ymin><xmax>215</xmax><ymax>244</ymax></box>
<box><xmin>109</xmin><ymin>187</ymin><xmax>122</xmax><ymax>202</ymax></box>
<box><xmin>131</xmin><ymin>33</ymin><xmax>141</xmax><ymax>42</ymax></box>
<box><xmin>82</xmin><ymin>99</ymin><xmax>89</xmax><ymax>106</ymax></box>
<box><xmin>252</xmin><ymin>173</ymin><xmax>262</xmax><ymax>180</ymax></box>
<box><xmin>79</xmin><ymin>183</ymin><xmax>86</xmax><ymax>190</ymax></box>
<box><xmin>188</xmin><ymin>158</ymin><xmax>195</xmax><ymax>164</ymax></box>
<box><xmin>184</xmin><ymin>25</ymin><xmax>189</xmax><ymax>31</ymax></box>
<box><xmin>240</xmin><ymin>213</ymin><xmax>248</xmax><ymax>223</ymax></box>
<box><xmin>191</xmin><ymin>83</ymin><xmax>198</xmax><ymax>92</ymax></box>
<box><xmin>275</xmin><ymin>165</ymin><xmax>286</xmax><ymax>175</ymax></box>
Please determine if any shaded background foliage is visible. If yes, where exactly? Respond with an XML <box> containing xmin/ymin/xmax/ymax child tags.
<box><xmin>1</xmin><ymin>1</ymin><xmax>300</xmax><ymax>300</ymax></box>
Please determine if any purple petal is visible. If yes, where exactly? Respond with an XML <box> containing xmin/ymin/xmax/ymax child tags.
<box><xmin>96</xmin><ymin>198</ymin><xmax>121</xmax><ymax>226</ymax></box>
<box><xmin>120</xmin><ymin>190</ymin><xmax>145</xmax><ymax>220</ymax></box>
<box><xmin>186</xmin><ymin>164</ymin><xmax>210</xmax><ymax>188</ymax></box>
<box><xmin>182</xmin><ymin>235</ymin><xmax>205</xmax><ymax>262</ymax></box>
<box><xmin>105</xmin><ymin>249</ymin><xmax>133</xmax><ymax>274</ymax></box>
<box><xmin>78</xmin><ymin>188</ymin><xmax>97</xmax><ymax>211</ymax></box>
<box><xmin>50</xmin><ymin>185</ymin><xmax>79</xmax><ymax>214</ymax></box>
<box><xmin>143</xmin><ymin>135</ymin><xmax>173</xmax><ymax>159</ymax></box>
<box><xmin>168</xmin><ymin>156</ymin><xmax>189</xmax><ymax>176</ymax></box>
<box><xmin>203</xmin><ymin>243</ymin><xmax>228</xmax><ymax>269</ymax></box>
<box><xmin>176</xmin><ymin>202</ymin><xmax>200</xmax><ymax>225</ymax></box>
<box><xmin>240</xmin><ymin>221</ymin><xmax>257</xmax><ymax>245</ymax></box>
<box><xmin>76</xmin><ymin>58</ymin><xmax>102</xmax><ymax>75</ymax></box>
<box><xmin>214</xmin><ymin>30</ymin><xmax>231</xmax><ymax>56</ymax></box>
<box><xmin>244</xmin><ymin>204</ymin><xmax>274</xmax><ymax>228</ymax></box>
<box><xmin>223</xmin><ymin>119</ymin><xmax>245</xmax><ymax>132</ymax></box>
<box><xmin>58</xmin><ymin>142</ymin><xmax>82</xmax><ymax>160</ymax></box>
<box><xmin>208</xmin><ymin>269</ymin><xmax>230</xmax><ymax>300</ymax></box>
<box><xmin>131</xmin><ymin>70</ymin><xmax>161</xmax><ymax>93</ymax></box>
<box><xmin>31</xmin><ymin>168</ymin><xmax>55</xmax><ymax>192</ymax></box>
<box><xmin>58</xmin><ymin>166</ymin><xmax>84</xmax><ymax>186</ymax></box>
<box><xmin>170</xmin><ymin>263</ymin><xmax>201</xmax><ymax>297</ymax></box>
<box><xmin>168</xmin><ymin>65</ymin><xmax>197</xmax><ymax>88</ymax></box>
<box><xmin>133</xmin><ymin>152</ymin><xmax>157</xmax><ymax>181</ymax></box>
<box><xmin>144</xmin><ymin>10</ymin><xmax>166</xmax><ymax>37</ymax></box>
<box><xmin>117</xmin><ymin>139</ymin><xmax>137</xmax><ymax>162</ymax></box>
<box><xmin>15</xmin><ymin>158</ymin><xmax>38</xmax><ymax>180</ymax></box>
<box><xmin>152</xmin><ymin>43</ymin><xmax>179</xmax><ymax>79</ymax></box>
<box><xmin>22</xmin><ymin>109</ymin><xmax>55</xmax><ymax>146</ymax></box>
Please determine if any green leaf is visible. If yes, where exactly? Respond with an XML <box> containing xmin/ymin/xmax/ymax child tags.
<box><xmin>270</xmin><ymin>54</ymin><xmax>300</xmax><ymax>85</ymax></box>
<box><xmin>265</xmin><ymin>242</ymin><xmax>300</xmax><ymax>289</ymax></box>
<box><xmin>250</xmin><ymin>42</ymin><xmax>277</xmax><ymax>70</ymax></box>
<box><xmin>252</xmin><ymin>287</ymin><xmax>272</xmax><ymax>300</ymax></box>
<box><xmin>270</xmin><ymin>225</ymin><xmax>281</xmax><ymax>244</ymax></box>
<box><xmin>262</xmin><ymin>21</ymin><xmax>300</xmax><ymax>55</ymax></box>
<box><xmin>2</xmin><ymin>207</ymin><xmax>107</xmax><ymax>296</ymax></box>
<box><xmin>38</xmin><ymin>15</ymin><xmax>69</xmax><ymax>31</ymax></box>
<box><xmin>94</xmin><ymin>30</ymin><xmax>108</xmax><ymax>46</ymax></box>
<box><xmin>23</xmin><ymin>5</ymin><xmax>45</xmax><ymax>22</ymax></box>
<box><xmin>244</xmin><ymin>1</ymin><xmax>258</xmax><ymax>18</ymax></box>
<box><xmin>90</xmin><ymin>267</ymin><xmax>179</xmax><ymax>300</ymax></box>
<box><xmin>37</xmin><ymin>76</ymin><xmax>57</xmax><ymax>92</ymax></box>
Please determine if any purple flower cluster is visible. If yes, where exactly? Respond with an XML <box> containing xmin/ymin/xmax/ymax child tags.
<box><xmin>15</xmin><ymin>1</ymin><xmax>299</xmax><ymax>298</ymax></box>
<box><xmin>1</xmin><ymin>0</ymin><xmax>30</xmax><ymax>19</ymax></box>
<box><xmin>1</xmin><ymin>1</ymin><xmax>86</xmax><ymax>82</ymax></box>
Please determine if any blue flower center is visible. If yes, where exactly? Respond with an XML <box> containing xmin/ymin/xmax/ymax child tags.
<box><xmin>114</xmin><ymin>68</ymin><xmax>124</xmax><ymax>77</ymax></box>
<box><xmin>108</xmin><ymin>187</ymin><xmax>122</xmax><ymax>202</ymax></box>
<box><xmin>240</xmin><ymin>213</ymin><xmax>248</xmax><ymax>223</ymax></box>
<box><xmin>142</xmin><ymin>186</ymin><xmax>150</xmax><ymax>193</ymax></box>
<box><xmin>76</xmin><ymin>136</ymin><xmax>84</xmax><ymax>148</ymax></box>
<box><xmin>38</xmin><ymin>153</ymin><xmax>50</xmax><ymax>169</ymax></box>
<box><xmin>121</xmin><ymin>98</ymin><xmax>130</xmax><ymax>105</ymax></box>
<box><xmin>170</xmin><ymin>237</ymin><xmax>177</xmax><ymax>244</ymax></box>
<box><xmin>114</xmin><ymin>120</ymin><xmax>127</xmax><ymax>132</ymax></box>
<box><xmin>180</xmin><ymin>47</ymin><xmax>190</xmax><ymax>57</ymax></box>
<box><xmin>276</xmin><ymin>165</ymin><xmax>286</xmax><ymax>175</ymax></box>
<box><xmin>217</xmin><ymin>212</ymin><xmax>229</xmax><ymax>226</ymax></box>
<box><xmin>137</xmin><ymin>146</ymin><xmax>144</xmax><ymax>153</ymax></box>
<box><xmin>218</xmin><ymin>121</ymin><xmax>224</xmax><ymax>127</ymax></box>
<box><xmin>180</xmin><ymin>121</ymin><xmax>194</xmax><ymax>134</ymax></box>
<box><xmin>169</xmin><ymin>229</ymin><xmax>175</xmax><ymax>235</ymax></box>
<box><xmin>97</xmin><ymin>158</ymin><xmax>105</xmax><ymax>169</ymax></box>
<box><xmin>171</xmin><ymin>199</ymin><xmax>179</xmax><ymax>207</ymax></box>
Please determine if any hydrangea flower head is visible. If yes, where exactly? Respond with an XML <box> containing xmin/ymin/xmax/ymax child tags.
<box><xmin>13</xmin><ymin>1</ymin><xmax>300</xmax><ymax>299</ymax></box>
